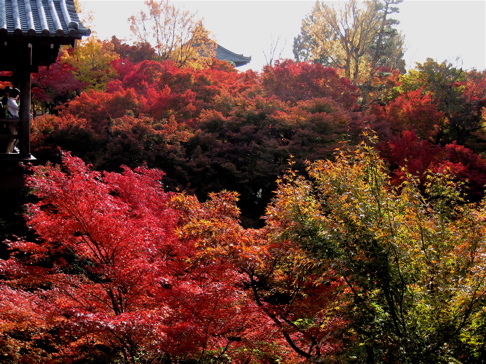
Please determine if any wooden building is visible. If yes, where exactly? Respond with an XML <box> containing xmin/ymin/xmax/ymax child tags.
<box><xmin>0</xmin><ymin>0</ymin><xmax>90</xmax><ymax>160</ymax></box>
<box><xmin>0</xmin><ymin>0</ymin><xmax>89</xmax><ymax>187</ymax></box>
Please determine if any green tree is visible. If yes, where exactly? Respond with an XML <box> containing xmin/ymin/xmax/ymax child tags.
<box><xmin>293</xmin><ymin>0</ymin><xmax>405</xmax><ymax>89</ymax></box>
<box><xmin>266</xmin><ymin>136</ymin><xmax>486</xmax><ymax>362</ymax></box>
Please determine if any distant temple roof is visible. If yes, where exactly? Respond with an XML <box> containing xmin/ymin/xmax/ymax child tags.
<box><xmin>0</xmin><ymin>0</ymin><xmax>90</xmax><ymax>40</ymax></box>
<box><xmin>216</xmin><ymin>44</ymin><xmax>251</xmax><ymax>67</ymax></box>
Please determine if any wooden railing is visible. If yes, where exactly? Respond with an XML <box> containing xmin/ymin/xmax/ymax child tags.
<box><xmin>0</xmin><ymin>118</ymin><xmax>20</xmax><ymax>123</ymax></box>
<box><xmin>0</xmin><ymin>118</ymin><xmax>19</xmax><ymax>139</ymax></box>
<box><xmin>0</xmin><ymin>118</ymin><xmax>35</xmax><ymax>160</ymax></box>
<box><xmin>0</xmin><ymin>118</ymin><xmax>19</xmax><ymax>156</ymax></box>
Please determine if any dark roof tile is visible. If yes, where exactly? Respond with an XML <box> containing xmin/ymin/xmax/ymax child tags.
<box><xmin>0</xmin><ymin>0</ymin><xmax>90</xmax><ymax>38</ymax></box>
<box><xmin>216</xmin><ymin>44</ymin><xmax>251</xmax><ymax>67</ymax></box>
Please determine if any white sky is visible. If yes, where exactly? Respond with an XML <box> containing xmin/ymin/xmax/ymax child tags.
<box><xmin>80</xmin><ymin>0</ymin><xmax>486</xmax><ymax>72</ymax></box>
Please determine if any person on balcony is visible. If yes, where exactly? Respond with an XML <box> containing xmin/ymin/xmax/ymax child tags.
<box><xmin>6</xmin><ymin>88</ymin><xmax>19</xmax><ymax>153</ymax></box>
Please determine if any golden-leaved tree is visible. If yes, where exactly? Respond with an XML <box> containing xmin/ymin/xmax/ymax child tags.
<box><xmin>294</xmin><ymin>0</ymin><xmax>405</xmax><ymax>90</ymax></box>
<box><xmin>61</xmin><ymin>37</ymin><xmax>119</xmax><ymax>91</ymax></box>
<box><xmin>129</xmin><ymin>0</ymin><xmax>216</xmax><ymax>67</ymax></box>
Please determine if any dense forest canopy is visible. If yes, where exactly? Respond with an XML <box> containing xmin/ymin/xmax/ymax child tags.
<box><xmin>1</xmin><ymin>0</ymin><xmax>486</xmax><ymax>362</ymax></box>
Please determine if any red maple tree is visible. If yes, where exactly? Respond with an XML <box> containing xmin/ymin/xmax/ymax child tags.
<box><xmin>0</xmin><ymin>153</ymin><xmax>277</xmax><ymax>362</ymax></box>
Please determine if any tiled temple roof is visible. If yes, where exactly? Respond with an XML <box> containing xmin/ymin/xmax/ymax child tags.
<box><xmin>0</xmin><ymin>0</ymin><xmax>90</xmax><ymax>38</ymax></box>
<box><xmin>216</xmin><ymin>44</ymin><xmax>251</xmax><ymax>67</ymax></box>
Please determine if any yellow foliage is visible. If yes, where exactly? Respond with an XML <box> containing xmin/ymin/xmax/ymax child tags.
<box><xmin>61</xmin><ymin>37</ymin><xmax>119</xmax><ymax>91</ymax></box>
<box><xmin>265</xmin><ymin>135</ymin><xmax>486</xmax><ymax>361</ymax></box>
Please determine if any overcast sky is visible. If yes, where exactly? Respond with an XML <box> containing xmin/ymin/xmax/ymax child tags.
<box><xmin>80</xmin><ymin>0</ymin><xmax>486</xmax><ymax>72</ymax></box>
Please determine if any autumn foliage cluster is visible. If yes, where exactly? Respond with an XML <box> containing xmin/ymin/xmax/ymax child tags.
<box><xmin>1</xmin><ymin>36</ymin><xmax>486</xmax><ymax>363</ymax></box>
<box><xmin>27</xmin><ymin>39</ymin><xmax>486</xmax><ymax>221</ymax></box>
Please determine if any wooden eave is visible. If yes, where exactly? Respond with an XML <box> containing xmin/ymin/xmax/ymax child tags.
<box><xmin>0</xmin><ymin>0</ymin><xmax>90</xmax><ymax>69</ymax></box>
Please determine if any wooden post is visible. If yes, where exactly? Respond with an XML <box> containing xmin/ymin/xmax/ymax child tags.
<box><xmin>18</xmin><ymin>43</ymin><xmax>32</xmax><ymax>158</ymax></box>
